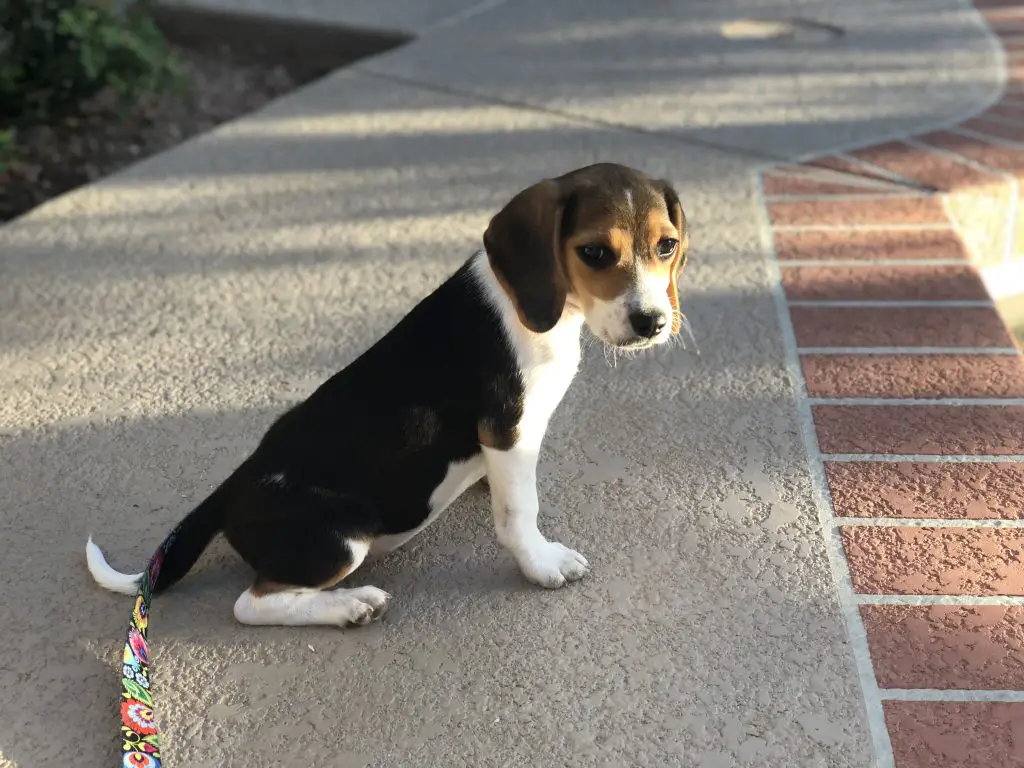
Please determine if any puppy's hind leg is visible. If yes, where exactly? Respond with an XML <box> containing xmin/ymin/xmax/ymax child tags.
<box><xmin>233</xmin><ymin>537</ymin><xmax>390</xmax><ymax>627</ymax></box>
<box><xmin>225</xmin><ymin>487</ymin><xmax>390</xmax><ymax>628</ymax></box>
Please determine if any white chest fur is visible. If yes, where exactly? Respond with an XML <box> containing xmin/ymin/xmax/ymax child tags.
<box><xmin>369</xmin><ymin>252</ymin><xmax>582</xmax><ymax>557</ymax></box>
<box><xmin>473</xmin><ymin>250</ymin><xmax>583</xmax><ymax>447</ymax></box>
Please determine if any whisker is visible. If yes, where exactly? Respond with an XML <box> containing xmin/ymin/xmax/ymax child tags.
<box><xmin>676</xmin><ymin>312</ymin><xmax>700</xmax><ymax>356</ymax></box>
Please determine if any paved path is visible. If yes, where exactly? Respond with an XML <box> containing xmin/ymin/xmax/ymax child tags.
<box><xmin>0</xmin><ymin>1</ymin><xmax>1021</xmax><ymax>766</ymax></box>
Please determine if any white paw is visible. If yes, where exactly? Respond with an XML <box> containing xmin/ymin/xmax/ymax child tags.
<box><xmin>337</xmin><ymin>586</ymin><xmax>391</xmax><ymax>626</ymax></box>
<box><xmin>517</xmin><ymin>541</ymin><xmax>589</xmax><ymax>589</ymax></box>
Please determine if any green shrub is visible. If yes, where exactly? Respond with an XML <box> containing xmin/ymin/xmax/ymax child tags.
<box><xmin>0</xmin><ymin>126</ymin><xmax>15</xmax><ymax>172</ymax></box>
<box><xmin>0</xmin><ymin>0</ymin><xmax>182</xmax><ymax>125</ymax></box>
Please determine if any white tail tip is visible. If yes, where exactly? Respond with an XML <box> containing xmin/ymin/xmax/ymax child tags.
<box><xmin>85</xmin><ymin>536</ymin><xmax>144</xmax><ymax>595</ymax></box>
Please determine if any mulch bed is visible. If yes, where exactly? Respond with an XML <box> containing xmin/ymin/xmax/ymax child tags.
<box><xmin>0</xmin><ymin>8</ymin><xmax>406</xmax><ymax>223</ymax></box>
<box><xmin>0</xmin><ymin>45</ymin><xmax>299</xmax><ymax>222</ymax></box>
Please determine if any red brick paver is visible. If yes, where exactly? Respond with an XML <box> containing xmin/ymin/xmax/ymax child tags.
<box><xmin>813</xmin><ymin>405</ymin><xmax>1024</xmax><ymax>455</ymax></box>
<box><xmin>841</xmin><ymin>527</ymin><xmax>1024</xmax><ymax>595</ymax></box>
<box><xmin>781</xmin><ymin>265</ymin><xmax>989</xmax><ymax>301</ymax></box>
<box><xmin>762</xmin><ymin>170</ymin><xmax>908</xmax><ymax>196</ymax></box>
<box><xmin>773</xmin><ymin>228</ymin><xmax>968</xmax><ymax>262</ymax></box>
<box><xmin>849</xmin><ymin>141</ymin><xmax>1003</xmax><ymax>191</ymax></box>
<box><xmin>802</xmin><ymin>355</ymin><xmax>1024</xmax><ymax>398</ymax></box>
<box><xmin>790</xmin><ymin>306</ymin><xmax>1015</xmax><ymax>348</ymax></box>
<box><xmin>768</xmin><ymin>198</ymin><xmax>948</xmax><ymax>226</ymax></box>
<box><xmin>863</xmin><ymin>605</ymin><xmax>1024</xmax><ymax>689</ymax></box>
<box><xmin>759</xmin><ymin>5</ymin><xmax>1024</xmax><ymax>763</ymax></box>
<box><xmin>884</xmin><ymin>702</ymin><xmax>1024</xmax><ymax>768</ymax></box>
<box><xmin>826</xmin><ymin>461</ymin><xmax>1024</xmax><ymax>518</ymax></box>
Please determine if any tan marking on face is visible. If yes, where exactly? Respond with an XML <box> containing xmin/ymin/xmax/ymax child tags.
<box><xmin>563</xmin><ymin>223</ymin><xmax>635</xmax><ymax>308</ymax></box>
<box><xmin>483</xmin><ymin>162</ymin><xmax>688</xmax><ymax>341</ymax></box>
<box><xmin>561</xmin><ymin>189</ymin><xmax>681</xmax><ymax>309</ymax></box>
<box><xmin>644</xmin><ymin>206</ymin><xmax>679</xmax><ymax>280</ymax></box>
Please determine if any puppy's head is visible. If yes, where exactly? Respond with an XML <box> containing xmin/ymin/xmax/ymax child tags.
<box><xmin>484</xmin><ymin>163</ymin><xmax>688</xmax><ymax>348</ymax></box>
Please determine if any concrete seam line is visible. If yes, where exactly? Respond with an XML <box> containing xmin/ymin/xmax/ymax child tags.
<box><xmin>419</xmin><ymin>0</ymin><xmax>514</xmax><ymax>35</ymax></box>
<box><xmin>349</xmin><ymin>68</ymin><xmax>858</xmax><ymax>166</ymax></box>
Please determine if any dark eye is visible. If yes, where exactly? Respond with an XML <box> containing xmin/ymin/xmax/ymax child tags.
<box><xmin>657</xmin><ymin>238</ymin><xmax>678</xmax><ymax>260</ymax></box>
<box><xmin>577</xmin><ymin>244</ymin><xmax>615</xmax><ymax>269</ymax></box>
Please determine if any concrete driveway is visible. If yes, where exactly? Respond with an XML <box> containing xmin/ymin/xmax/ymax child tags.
<box><xmin>0</xmin><ymin>1</ymin><xmax>1009</xmax><ymax>766</ymax></box>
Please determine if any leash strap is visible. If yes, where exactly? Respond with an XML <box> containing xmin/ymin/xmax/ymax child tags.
<box><xmin>118</xmin><ymin>526</ymin><xmax>179</xmax><ymax>768</ymax></box>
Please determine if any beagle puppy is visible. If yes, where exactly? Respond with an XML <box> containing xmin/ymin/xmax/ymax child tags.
<box><xmin>86</xmin><ymin>162</ymin><xmax>689</xmax><ymax>627</ymax></box>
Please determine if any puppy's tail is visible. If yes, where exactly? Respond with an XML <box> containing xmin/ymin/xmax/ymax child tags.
<box><xmin>86</xmin><ymin>482</ymin><xmax>230</xmax><ymax>596</ymax></box>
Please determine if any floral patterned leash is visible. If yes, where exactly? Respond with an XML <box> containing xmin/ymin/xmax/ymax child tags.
<box><xmin>118</xmin><ymin>524</ymin><xmax>180</xmax><ymax>768</ymax></box>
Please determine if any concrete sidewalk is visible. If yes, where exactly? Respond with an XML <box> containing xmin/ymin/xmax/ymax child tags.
<box><xmin>0</xmin><ymin>1</ymin><xmax>1017</xmax><ymax>766</ymax></box>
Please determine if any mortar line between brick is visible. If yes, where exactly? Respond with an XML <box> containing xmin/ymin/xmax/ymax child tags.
<box><xmin>835</xmin><ymin>517</ymin><xmax>1024</xmax><ymax>528</ymax></box>
<box><xmin>772</xmin><ymin>224</ymin><xmax>953</xmax><ymax>233</ymax></box>
<box><xmin>781</xmin><ymin>259</ymin><xmax>969</xmax><ymax>267</ymax></box>
<box><xmin>953</xmin><ymin>125</ymin><xmax>1024</xmax><ymax>149</ymax></box>
<box><xmin>765</xmin><ymin>193</ymin><xmax>932</xmax><ymax>202</ymax></box>
<box><xmin>902</xmin><ymin>136</ymin><xmax>1017</xmax><ymax>178</ymax></box>
<box><xmin>788</xmin><ymin>301</ymin><xmax>994</xmax><ymax>309</ymax></box>
<box><xmin>823</xmin><ymin>453</ymin><xmax>1024</xmax><ymax>463</ymax></box>
<box><xmin>757</xmin><ymin>173</ymin><xmax>896</xmax><ymax>767</ymax></box>
<box><xmin>808</xmin><ymin>397</ymin><xmax>1024</xmax><ymax>406</ymax></box>
<box><xmin>859</xmin><ymin>594</ymin><xmax>1024</xmax><ymax>605</ymax></box>
<box><xmin>788</xmin><ymin>84</ymin><xmax>1005</xmax><ymax>167</ymax></box>
<box><xmin>879</xmin><ymin>689</ymin><xmax>1024</xmax><ymax>703</ymax></box>
<box><xmin>797</xmin><ymin>347</ymin><xmax>1022</xmax><ymax>355</ymax></box>
<box><xmin>831</xmin><ymin>153</ymin><xmax>937</xmax><ymax>192</ymax></box>
<box><xmin>965</xmin><ymin>109</ymin><xmax>1024</xmax><ymax>128</ymax></box>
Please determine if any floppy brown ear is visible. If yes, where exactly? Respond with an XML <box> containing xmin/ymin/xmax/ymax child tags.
<box><xmin>483</xmin><ymin>179</ymin><xmax>569</xmax><ymax>333</ymax></box>
<box><xmin>659</xmin><ymin>180</ymin><xmax>688</xmax><ymax>334</ymax></box>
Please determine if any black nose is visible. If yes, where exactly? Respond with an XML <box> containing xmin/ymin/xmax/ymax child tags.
<box><xmin>628</xmin><ymin>310</ymin><xmax>667</xmax><ymax>339</ymax></box>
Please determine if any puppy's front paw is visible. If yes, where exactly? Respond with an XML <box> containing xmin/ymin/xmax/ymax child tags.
<box><xmin>517</xmin><ymin>541</ymin><xmax>589</xmax><ymax>589</ymax></box>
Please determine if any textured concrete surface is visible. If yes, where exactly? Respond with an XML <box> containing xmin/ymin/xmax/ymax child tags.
<box><xmin>0</xmin><ymin>1</ymin><xmax>1013</xmax><ymax>767</ymax></box>
<box><xmin>355</xmin><ymin>0</ymin><xmax>1001</xmax><ymax>159</ymax></box>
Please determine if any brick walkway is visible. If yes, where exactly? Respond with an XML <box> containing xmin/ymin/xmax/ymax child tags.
<box><xmin>760</xmin><ymin>2</ymin><xmax>1024</xmax><ymax>765</ymax></box>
